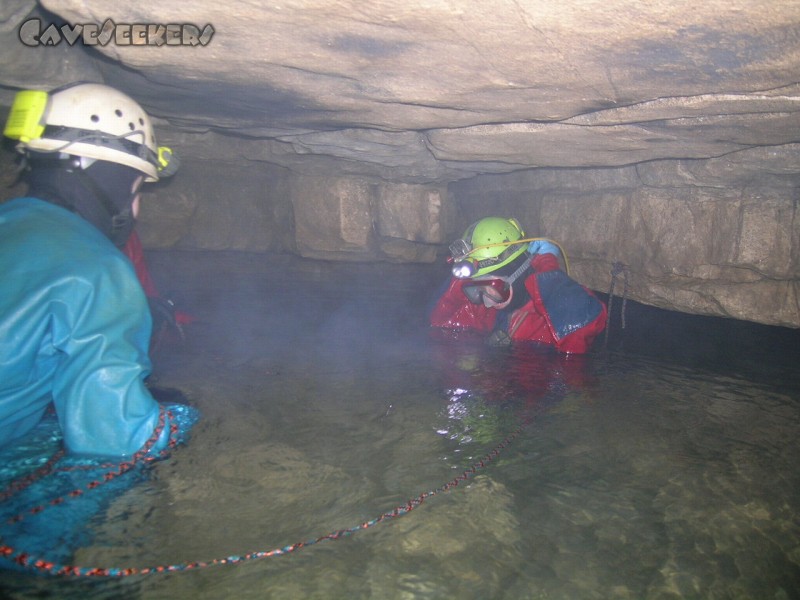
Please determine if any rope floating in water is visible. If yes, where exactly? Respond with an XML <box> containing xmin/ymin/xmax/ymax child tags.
<box><xmin>1</xmin><ymin>414</ymin><xmax>532</xmax><ymax>578</ymax></box>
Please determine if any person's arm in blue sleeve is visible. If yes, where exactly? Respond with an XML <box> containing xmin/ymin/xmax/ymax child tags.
<box><xmin>49</xmin><ymin>252</ymin><xmax>171</xmax><ymax>458</ymax></box>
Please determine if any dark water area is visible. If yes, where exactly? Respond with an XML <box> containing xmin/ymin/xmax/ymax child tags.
<box><xmin>598</xmin><ymin>291</ymin><xmax>800</xmax><ymax>386</ymax></box>
<box><xmin>1</xmin><ymin>251</ymin><xmax>798</xmax><ymax>599</ymax></box>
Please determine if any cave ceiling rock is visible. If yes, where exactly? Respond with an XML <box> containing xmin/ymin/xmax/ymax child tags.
<box><xmin>0</xmin><ymin>0</ymin><xmax>789</xmax><ymax>182</ymax></box>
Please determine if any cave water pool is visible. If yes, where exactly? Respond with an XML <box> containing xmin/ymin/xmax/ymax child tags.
<box><xmin>2</xmin><ymin>251</ymin><xmax>799</xmax><ymax>600</ymax></box>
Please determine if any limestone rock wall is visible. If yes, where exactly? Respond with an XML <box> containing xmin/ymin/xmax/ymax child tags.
<box><xmin>289</xmin><ymin>176</ymin><xmax>452</xmax><ymax>263</ymax></box>
<box><xmin>136</xmin><ymin>158</ymin><xmax>453</xmax><ymax>263</ymax></box>
<box><xmin>136</xmin><ymin>160</ymin><xmax>295</xmax><ymax>253</ymax></box>
<box><xmin>134</xmin><ymin>148</ymin><xmax>798</xmax><ymax>328</ymax></box>
<box><xmin>2</xmin><ymin>136</ymin><xmax>797</xmax><ymax>327</ymax></box>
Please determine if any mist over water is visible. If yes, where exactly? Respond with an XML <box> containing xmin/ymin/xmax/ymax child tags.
<box><xmin>2</xmin><ymin>251</ymin><xmax>799</xmax><ymax>599</ymax></box>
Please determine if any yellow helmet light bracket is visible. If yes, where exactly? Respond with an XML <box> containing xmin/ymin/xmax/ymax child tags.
<box><xmin>3</xmin><ymin>90</ymin><xmax>49</xmax><ymax>143</ymax></box>
<box><xmin>4</xmin><ymin>88</ymin><xmax>179</xmax><ymax>179</ymax></box>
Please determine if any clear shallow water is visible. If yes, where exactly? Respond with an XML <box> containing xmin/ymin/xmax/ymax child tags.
<box><xmin>2</xmin><ymin>251</ymin><xmax>799</xmax><ymax>599</ymax></box>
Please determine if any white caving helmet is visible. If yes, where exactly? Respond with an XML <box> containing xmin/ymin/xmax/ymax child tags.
<box><xmin>4</xmin><ymin>83</ymin><xmax>162</xmax><ymax>181</ymax></box>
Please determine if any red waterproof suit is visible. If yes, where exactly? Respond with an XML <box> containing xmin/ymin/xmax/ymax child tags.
<box><xmin>430</xmin><ymin>253</ymin><xmax>607</xmax><ymax>354</ymax></box>
<box><xmin>122</xmin><ymin>231</ymin><xmax>193</xmax><ymax>326</ymax></box>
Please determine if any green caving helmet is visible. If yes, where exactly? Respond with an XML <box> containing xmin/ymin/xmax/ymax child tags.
<box><xmin>462</xmin><ymin>217</ymin><xmax>528</xmax><ymax>276</ymax></box>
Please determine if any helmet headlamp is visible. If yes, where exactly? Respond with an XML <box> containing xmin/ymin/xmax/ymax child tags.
<box><xmin>452</xmin><ymin>259</ymin><xmax>478</xmax><ymax>279</ymax></box>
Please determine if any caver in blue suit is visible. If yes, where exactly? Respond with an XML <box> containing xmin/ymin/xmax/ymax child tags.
<box><xmin>0</xmin><ymin>197</ymin><xmax>172</xmax><ymax>457</ymax></box>
<box><xmin>0</xmin><ymin>82</ymin><xmax>193</xmax><ymax>458</ymax></box>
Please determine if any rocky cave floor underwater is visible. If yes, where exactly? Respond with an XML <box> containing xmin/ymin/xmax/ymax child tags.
<box><xmin>1</xmin><ymin>249</ymin><xmax>800</xmax><ymax>600</ymax></box>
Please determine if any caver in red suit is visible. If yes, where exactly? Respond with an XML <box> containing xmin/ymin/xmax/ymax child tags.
<box><xmin>430</xmin><ymin>231</ymin><xmax>607</xmax><ymax>355</ymax></box>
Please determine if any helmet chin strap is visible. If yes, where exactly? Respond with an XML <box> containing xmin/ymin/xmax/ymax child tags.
<box><xmin>503</xmin><ymin>253</ymin><xmax>533</xmax><ymax>285</ymax></box>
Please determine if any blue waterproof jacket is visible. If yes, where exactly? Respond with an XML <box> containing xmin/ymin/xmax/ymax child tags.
<box><xmin>0</xmin><ymin>197</ymin><xmax>170</xmax><ymax>457</ymax></box>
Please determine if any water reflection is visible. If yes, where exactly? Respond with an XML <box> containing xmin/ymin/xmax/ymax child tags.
<box><xmin>428</xmin><ymin>335</ymin><xmax>586</xmax><ymax>450</ymax></box>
